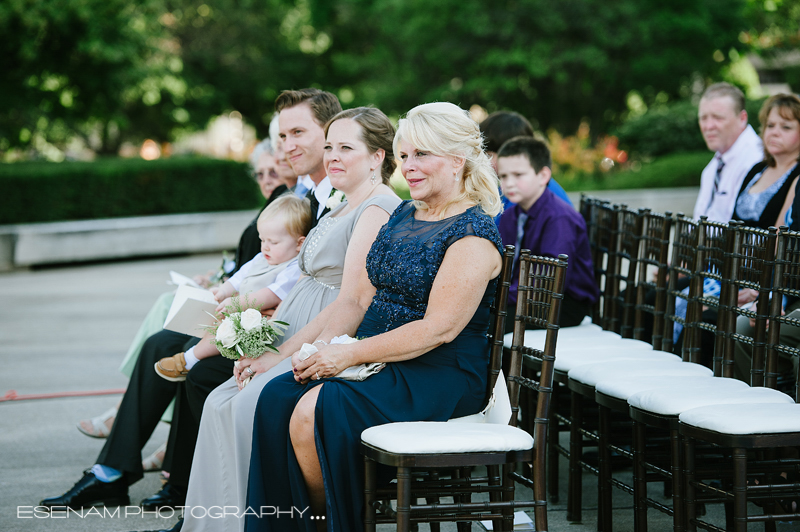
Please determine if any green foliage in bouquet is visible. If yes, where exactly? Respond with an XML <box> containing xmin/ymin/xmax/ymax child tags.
<box><xmin>204</xmin><ymin>296</ymin><xmax>288</xmax><ymax>360</ymax></box>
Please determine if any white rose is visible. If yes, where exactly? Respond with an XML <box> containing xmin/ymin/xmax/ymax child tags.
<box><xmin>240</xmin><ymin>308</ymin><xmax>262</xmax><ymax>331</ymax></box>
<box><xmin>216</xmin><ymin>318</ymin><xmax>238</xmax><ymax>348</ymax></box>
<box><xmin>326</xmin><ymin>190</ymin><xmax>345</xmax><ymax>210</ymax></box>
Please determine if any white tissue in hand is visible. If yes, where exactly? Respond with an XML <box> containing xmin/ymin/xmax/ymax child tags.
<box><xmin>298</xmin><ymin>343</ymin><xmax>318</xmax><ymax>362</ymax></box>
<box><xmin>300</xmin><ymin>334</ymin><xmax>384</xmax><ymax>381</ymax></box>
<box><xmin>330</xmin><ymin>334</ymin><xmax>359</xmax><ymax>345</ymax></box>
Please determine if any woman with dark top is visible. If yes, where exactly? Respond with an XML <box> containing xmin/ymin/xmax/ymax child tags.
<box><xmin>733</xmin><ymin>93</ymin><xmax>800</xmax><ymax>383</ymax></box>
<box><xmin>731</xmin><ymin>93</ymin><xmax>800</xmax><ymax>230</ymax></box>
<box><xmin>242</xmin><ymin>102</ymin><xmax>504</xmax><ymax>532</ymax></box>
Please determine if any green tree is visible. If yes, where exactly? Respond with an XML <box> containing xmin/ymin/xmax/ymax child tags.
<box><xmin>0</xmin><ymin>0</ymin><xmax>185</xmax><ymax>156</ymax></box>
<box><xmin>742</xmin><ymin>0</ymin><xmax>800</xmax><ymax>90</ymax></box>
<box><xmin>743</xmin><ymin>0</ymin><xmax>800</xmax><ymax>52</ymax></box>
<box><xmin>163</xmin><ymin>0</ymin><xmax>323</xmax><ymax>139</ymax></box>
<box><xmin>311</xmin><ymin>0</ymin><xmax>749</xmax><ymax>134</ymax></box>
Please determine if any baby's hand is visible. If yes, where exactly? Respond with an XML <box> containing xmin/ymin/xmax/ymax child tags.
<box><xmin>215</xmin><ymin>297</ymin><xmax>233</xmax><ymax>316</ymax></box>
<box><xmin>211</xmin><ymin>286</ymin><xmax>226</xmax><ymax>303</ymax></box>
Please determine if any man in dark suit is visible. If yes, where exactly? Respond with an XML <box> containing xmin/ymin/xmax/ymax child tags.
<box><xmin>40</xmin><ymin>89</ymin><xmax>342</xmax><ymax>532</ymax></box>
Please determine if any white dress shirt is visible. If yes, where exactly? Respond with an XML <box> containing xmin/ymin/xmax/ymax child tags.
<box><xmin>693</xmin><ymin>125</ymin><xmax>763</xmax><ymax>222</ymax></box>
<box><xmin>311</xmin><ymin>176</ymin><xmax>333</xmax><ymax>219</ymax></box>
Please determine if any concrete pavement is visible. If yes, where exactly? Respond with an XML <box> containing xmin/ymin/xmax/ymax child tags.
<box><xmin>0</xmin><ymin>252</ymin><xmax>775</xmax><ymax>531</ymax></box>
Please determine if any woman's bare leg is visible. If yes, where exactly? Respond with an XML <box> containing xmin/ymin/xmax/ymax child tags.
<box><xmin>290</xmin><ymin>385</ymin><xmax>326</xmax><ymax>531</ymax></box>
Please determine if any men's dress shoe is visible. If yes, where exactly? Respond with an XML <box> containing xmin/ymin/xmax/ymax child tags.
<box><xmin>39</xmin><ymin>470</ymin><xmax>129</xmax><ymax>509</ymax></box>
<box><xmin>154</xmin><ymin>352</ymin><xmax>189</xmax><ymax>382</ymax></box>
<box><xmin>132</xmin><ymin>517</ymin><xmax>183</xmax><ymax>532</ymax></box>
<box><xmin>140</xmin><ymin>483</ymin><xmax>186</xmax><ymax>511</ymax></box>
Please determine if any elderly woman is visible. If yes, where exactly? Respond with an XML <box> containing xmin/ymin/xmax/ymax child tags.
<box><xmin>177</xmin><ymin>107</ymin><xmax>401</xmax><ymax>532</ymax></box>
<box><xmin>243</xmin><ymin>102</ymin><xmax>504</xmax><ymax>532</ymax></box>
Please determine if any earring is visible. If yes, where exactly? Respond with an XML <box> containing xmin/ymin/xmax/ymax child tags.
<box><xmin>371</xmin><ymin>170</ymin><xmax>377</xmax><ymax>185</ymax></box>
<box><xmin>454</xmin><ymin>171</ymin><xmax>459</xmax><ymax>182</ymax></box>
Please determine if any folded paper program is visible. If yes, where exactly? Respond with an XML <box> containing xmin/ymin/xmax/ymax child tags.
<box><xmin>298</xmin><ymin>335</ymin><xmax>386</xmax><ymax>381</ymax></box>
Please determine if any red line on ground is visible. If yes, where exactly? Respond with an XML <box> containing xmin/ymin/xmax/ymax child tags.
<box><xmin>0</xmin><ymin>389</ymin><xmax>126</xmax><ymax>402</ymax></box>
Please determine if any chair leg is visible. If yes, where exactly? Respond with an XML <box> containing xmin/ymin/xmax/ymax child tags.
<box><xmin>502</xmin><ymin>464</ymin><xmax>516</xmax><ymax>532</ymax></box>
<box><xmin>548</xmin><ymin>384</ymin><xmax>561</xmax><ymax>503</ymax></box>
<box><xmin>567</xmin><ymin>390</ymin><xmax>583</xmax><ymax>522</ymax></box>
<box><xmin>364</xmin><ymin>456</ymin><xmax>377</xmax><ymax>532</ymax></box>
<box><xmin>670</xmin><ymin>428</ymin><xmax>685</xmax><ymax>532</ymax></box>
<box><xmin>598</xmin><ymin>404</ymin><xmax>613</xmax><ymax>532</ymax></box>
<box><xmin>488</xmin><ymin>464</ymin><xmax>504</xmax><ymax>532</ymax></box>
<box><xmin>427</xmin><ymin>470</ymin><xmax>441</xmax><ymax>532</ymax></box>
<box><xmin>633</xmin><ymin>420</ymin><xmax>648</xmax><ymax>532</ymax></box>
<box><xmin>397</xmin><ymin>466</ymin><xmax>412</xmax><ymax>532</ymax></box>
<box><xmin>533</xmin><ymin>451</ymin><xmax>549</xmax><ymax>532</ymax></box>
<box><xmin>683</xmin><ymin>437</ymin><xmax>696</xmax><ymax>532</ymax></box>
<box><xmin>455</xmin><ymin>467</ymin><xmax>472</xmax><ymax>532</ymax></box>
<box><xmin>732</xmin><ymin>448</ymin><xmax>747</xmax><ymax>532</ymax></box>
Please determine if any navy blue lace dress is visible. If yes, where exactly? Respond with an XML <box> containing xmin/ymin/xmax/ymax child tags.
<box><xmin>244</xmin><ymin>201</ymin><xmax>503</xmax><ymax>532</ymax></box>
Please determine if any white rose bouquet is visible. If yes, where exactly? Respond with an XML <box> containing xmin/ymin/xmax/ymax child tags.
<box><xmin>204</xmin><ymin>297</ymin><xmax>288</xmax><ymax>360</ymax></box>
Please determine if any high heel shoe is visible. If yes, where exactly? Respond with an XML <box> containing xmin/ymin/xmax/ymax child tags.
<box><xmin>142</xmin><ymin>442</ymin><xmax>167</xmax><ymax>472</ymax></box>
<box><xmin>76</xmin><ymin>407</ymin><xmax>117</xmax><ymax>439</ymax></box>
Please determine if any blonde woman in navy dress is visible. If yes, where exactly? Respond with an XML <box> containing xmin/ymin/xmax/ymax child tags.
<box><xmin>243</xmin><ymin>102</ymin><xmax>505</xmax><ymax>532</ymax></box>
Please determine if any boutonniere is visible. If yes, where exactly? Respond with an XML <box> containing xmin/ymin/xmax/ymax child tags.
<box><xmin>326</xmin><ymin>189</ymin><xmax>345</xmax><ymax>210</ymax></box>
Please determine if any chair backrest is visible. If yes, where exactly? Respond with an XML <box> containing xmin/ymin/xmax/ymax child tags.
<box><xmin>718</xmin><ymin>223</ymin><xmax>777</xmax><ymax>382</ymax></box>
<box><xmin>487</xmin><ymin>244</ymin><xmax>516</xmax><ymax>400</ymax></box>
<box><xmin>683</xmin><ymin>217</ymin><xmax>731</xmax><ymax>366</ymax></box>
<box><xmin>766</xmin><ymin>228</ymin><xmax>800</xmax><ymax>399</ymax></box>
<box><xmin>579</xmin><ymin>194</ymin><xmax>594</xmax><ymax>227</ymax></box>
<box><xmin>663</xmin><ymin>214</ymin><xmax>700</xmax><ymax>354</ymax></box>
<box><xmin>507</xmin><ymin>251</ymin><xmax>567</xmax><ymax>432</ymax></box>
<box><xmin>607</xmin><ymin>205</ymin><xmax>644</xmax><ymax>337</ymax></box>
<box><xmin>589</xmin><ymin>200</ymin><xmax>616</xmax><ymax>328</ymax></box>
<box><xmin>633</xmin><ymin>209</ymin><xmax>673</xmax><ymax>350</ymax></box>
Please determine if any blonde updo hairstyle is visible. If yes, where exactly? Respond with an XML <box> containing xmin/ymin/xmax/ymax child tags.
<box><xmin>394</xmin><ymin>102</ymin><xmax>502</xmax><ymax>218</ymax></box>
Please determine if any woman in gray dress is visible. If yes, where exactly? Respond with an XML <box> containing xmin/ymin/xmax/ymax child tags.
<box><xmin>179</xmin><ymin>107</ymin><xmax>401</xmax><ymax>532</ymax></box>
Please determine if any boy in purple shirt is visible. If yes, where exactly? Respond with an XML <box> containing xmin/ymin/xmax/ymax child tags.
<box><xmin>497</xmin><ymin>136</ymin><xmax>598</xmax><ymax>331</ymax></box>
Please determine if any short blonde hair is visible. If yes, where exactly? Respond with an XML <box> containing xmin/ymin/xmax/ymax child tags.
<box><xmin>395</xmin><ymin>102</ymin><xmax>502</xmax><ymax>218</ymax></box>
<box><xmin>257</xmin><ymin>194</ymin><xmax>312</xmax><ymax>239</ymax></box>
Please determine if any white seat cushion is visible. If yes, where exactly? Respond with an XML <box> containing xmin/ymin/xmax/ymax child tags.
<box><xmin>555</xmin><ymin>341</ymin><xmax>653</xmax><ymax>357</ymax></box>
<box><xmin>503</xmin><ymin>325</ymin><xmax>617</xmax><ymax>350</ymax></box>
<box><xmin>362</xmin><ymin>422</ymin><xmax>534</xmax><ymax>454</ymax></box>
<box><xmin>628</xmin><ymin>386</ymin><xmax>794</xmax><ymax>416</ymax></box>
<box><xmin>569</xmin><ymin>360</ymin><xmax>710</xmax><ymax>386</ymax></box>
<box><xmin>554</xmin><ymin>349</ymin><xmax>679</xmax><ymax>373</ymax></box>
<box><xmin>596</xmin><ymin>375</ymin><xmax>745</xmax><ymax>401</ymax></box>
<box><xmin>679</xmin><ymin>403</ymin><xmax>800</xmax><ymax>434</ymax></box>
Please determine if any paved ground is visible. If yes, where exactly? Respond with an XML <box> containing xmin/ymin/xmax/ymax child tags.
<box><xmin>0</xmin><ymin>253</ymin><xmax>785</xmax><ymax>531</ymax></box>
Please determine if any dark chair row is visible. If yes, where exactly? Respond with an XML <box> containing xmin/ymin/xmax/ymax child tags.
<box><xmin>562</xmin><ymin>196</ymin><xmax>800</xmax><ymax>532</ymax></box>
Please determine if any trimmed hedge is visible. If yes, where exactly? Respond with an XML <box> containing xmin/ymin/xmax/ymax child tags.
<box><xmin>615</xmin><ymin>98</ymin><xmax>767</xmax><ymax>158</ymax></box>
<box><xmin>0</xmin><ymin>158</ymin><xmax>262</xmax><ymax>224</ymax></box>
<box><xmin>615</xmin><ymin>101</ymin><xmax>706</xmax><ymax>157</ymax></box>
<box><xmin>561</xmin><ymin>151</ymin><xmax>711</xmax><ymax>192</ymax></box>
